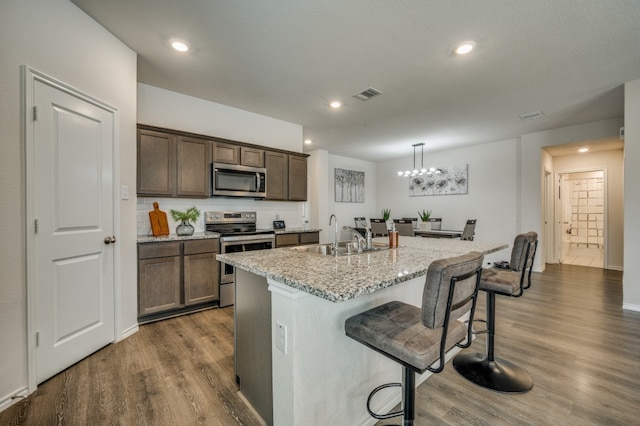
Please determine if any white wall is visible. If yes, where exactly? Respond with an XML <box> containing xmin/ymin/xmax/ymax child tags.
<box><xmin>376</xmin><ymin>139</ymin><xmax>519</xmax><ymax>264</ymax></box>
<box><xmin>307</xmin><ymin>150</ymin><xmax>329</xmax><ymax>232</ymax></box>
<box><xmin>624</xmin><ymin>79</ymin><xmax>640</xmax><ymax>310</ymax></box>
<box><xmin>0</xmin><ymin>0</ymin><xmax>137</xmax><ymax>407</ymax></box>
<box><xmin>328</xmin><ymin>154</ymin><xmax>378</xmax><ymax>243</ymax></box>
<box><xmin>553</xmin><ymin>149</ymin><xmax>624</xmax><ymax>269</ymax></box>
<box><xmin>136</xmin><ymin>84</ymin><xmax>307</xmax><ymax>234</ymax></box>
<box><xmin>138</xmin><ymin>83</ymin><xmax>302</xmax><ymax>153</ymax></box>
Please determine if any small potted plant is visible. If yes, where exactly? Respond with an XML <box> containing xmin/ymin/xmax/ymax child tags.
<box><xmin>418</xmin><ymin>209</ymin><xmax>432</xmax><ymax>230</ymax></box>
<box><xmin>170</xmin><ymin>206</ymin><xmax>200</xmax><ymax>236</ymax></box>
<box><xmin>381</xmin><ymin>208</ymin><xmax>391</xmax><ymax>221</ymax></box>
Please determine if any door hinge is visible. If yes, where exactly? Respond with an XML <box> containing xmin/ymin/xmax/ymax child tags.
<box><xmin>36</xmin><ymin>332</ymin><xmax>39</xmax><ymax>347</ymax></box>
<box><xmin>34</xmin><ymin>219</ymin><xmax>38</xmax><ymax>234</ymax></box>
<box><xmin>33</xmin><ymin>106</ymin><xmax>38</xmax><ymax>121</ymax></box>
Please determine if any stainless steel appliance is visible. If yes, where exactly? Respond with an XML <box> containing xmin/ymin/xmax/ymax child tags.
<box><xmin>205</xmin><ymin>211</ymin><xmax>275</xmax><ymax>307</ymax></box>
<box><xmin>211</xmin><ymin>163</ymin><xmax>267</xmax><ymax>198</ymax></box>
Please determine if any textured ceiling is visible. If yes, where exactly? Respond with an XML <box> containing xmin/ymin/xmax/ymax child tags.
<box><xmin>71</xmin><ymin>0</ymin><xmax>639</xmax><ymax>161</ymax></box>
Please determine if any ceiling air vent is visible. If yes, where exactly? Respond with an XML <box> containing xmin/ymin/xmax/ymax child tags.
<box><xmin>352</xmin><ymin>87</ymin><xmax>383</xmax><ymax>101</ymax></box>
<box><xmin>519</xmin><ymin>110</ymin><xmax>545</xmax><ymax>121</ymax></box>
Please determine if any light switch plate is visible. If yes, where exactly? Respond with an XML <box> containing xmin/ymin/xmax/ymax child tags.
<box><xmin>120</xmin><ymin>185</ymin><xmax>129</xmax><ymax>200</ymax></box>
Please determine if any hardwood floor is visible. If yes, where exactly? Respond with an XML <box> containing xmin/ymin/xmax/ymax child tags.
<box><xmin>2</xmin><ymin>264</ymin><xmax>639</xmax><ymax>425</ymax></box>
<box><xmin>0</xmin><ymin>307</ymin><xmax>263</xmax><ymax>426</ymax></box>
<box><xmin>378</xmin><ymin>264</ymin><xmax>640</xmax><ymax>425</ymax></box>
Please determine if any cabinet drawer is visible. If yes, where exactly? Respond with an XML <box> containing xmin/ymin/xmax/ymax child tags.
<box><xmin>138</xmin><ymin>242</ymin><xmax>181</xmax><ymax>259</ymax></box>
<box><xmin>299</xmin><ymin>232</ymin><xmax>319</xmax><ymax>245</ymax></box>
<box><xmin>184</xmin><ymin>239</ymin><xmax>219</xmax><ymax>255</ymax></box>
<box><xmin>276</xmin><ymin>234</ymin><xmax>299</xmax><ymax>247</ymax></box>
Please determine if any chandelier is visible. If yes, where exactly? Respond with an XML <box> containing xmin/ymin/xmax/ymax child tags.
<box><xmin>397</xmin><ymin>143</ymin><xmax>442</xmax><ymax>177</ymax></box>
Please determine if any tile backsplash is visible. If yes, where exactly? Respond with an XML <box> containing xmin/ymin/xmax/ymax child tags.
<box><xmin>137</xmin><ymin>197</ymin><xmax>307</xmax><ymax>236</ymax></box>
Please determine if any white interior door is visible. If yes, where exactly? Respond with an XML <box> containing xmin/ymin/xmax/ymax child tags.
<box><xmin>32</xmin><ymin>76</ymin><xmax>115</xmax><ymax>383</ymax></box>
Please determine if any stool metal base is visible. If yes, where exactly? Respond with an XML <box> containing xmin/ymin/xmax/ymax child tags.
<box><xmin>453</xmin><ymin>352</ymin><xmax>533</xmax><ymax>393</ymax></box>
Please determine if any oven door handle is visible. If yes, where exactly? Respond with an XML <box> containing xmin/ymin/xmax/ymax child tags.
<box><xmin>220</xmin><ymin>237</ymin><xmax>275</xmax><ymax>246</ymax></box>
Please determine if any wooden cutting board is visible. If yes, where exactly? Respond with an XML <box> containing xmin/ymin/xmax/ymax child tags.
<box><xmin>149</xmin><ymin>202</ymin><xmax>170</xmax><ymax>236</ymax></box>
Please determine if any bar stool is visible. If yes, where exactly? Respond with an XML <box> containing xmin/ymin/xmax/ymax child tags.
<box><xmin>345</xmin><ymin>252</ymin><xmax>484</xmax><ymax>425</ymax></box>
<box><xmin>453</xmin><ymin>232</ymin><xmax>538</xmax><ymax>393</ymax></box>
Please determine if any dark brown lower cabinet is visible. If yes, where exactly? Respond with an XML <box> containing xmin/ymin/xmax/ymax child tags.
<box><xmin>138</xmin><ymin>239</ymin><xmax>219</xmax><ymax>323</ymax></box>
<box><xmin>275</xmin><ymin>231</ymin><xmax>320</xmax><ymax>248</ymax></box>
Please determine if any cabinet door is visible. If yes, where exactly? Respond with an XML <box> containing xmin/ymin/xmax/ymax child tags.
<box><xmin>265</xmin><ymin>151</ymin><xmax>287</xmax><ymax>200</ymax></box>
<box><xmin>184</xmin><ymin>252</ymin><xmax>219</xmax><ymax>305</ymax></box>
<box><xmin>213</xmin><ymin>142</ymin><xmax>240</xmax><ymax>164</ymax></box>
<box><xmin>137</xmin><ymin>129</ymin><xmax>175</xmax><ymax>196</ymax></box>
<box><xmin>288</xmin><ymin>155</ymin><xmax>307</xmax><ymax>201</ymax></box>
<box><xmin>241</xmin><ymin>147</ymin><xmax>264</xmax><ymax>167</ymax></box>
<box><xmin>177</xmin><ymin>136</ymin><xmax>211</xmax><ymax>197</ymax></box>
<box><xmin>299</xmin><ymin>232</ymin><xmax>319</xmax><ymax>245</ymax></box>
<box><xmin>275</xmin><ymin>233</ymin><xmax>299</xmax><ymax>247</ymax></box>
<box><xmin>138</xmin><ymin>256</ymin><xmax>182</xmax><ymax>316</ymax></box>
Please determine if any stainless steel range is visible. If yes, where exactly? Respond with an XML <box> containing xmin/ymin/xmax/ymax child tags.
<box><xmin>205</xmin><ymin>211</ymin><xmax>275</xmax><ymax>307</ymax></box>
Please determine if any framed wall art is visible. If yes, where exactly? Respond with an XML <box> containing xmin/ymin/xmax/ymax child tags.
<box><xmin>335</xmin><ymin>168</ymin><xmax>365</xmax><ymax>203</ymax></box>
<box><xmin>409</xmin><ymin>164</ymin><xmax>468</xmax><ymax>196</ymax></box>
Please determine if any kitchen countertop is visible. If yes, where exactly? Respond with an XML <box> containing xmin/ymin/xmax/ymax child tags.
<box><xmin>216</xmin><ymin>236</ymin><xmax>507</xmax><ymax>302</ymax></box>
<box><xmin>137</xmin><ymin>231</ymin><xmax>220</xmax><ymax>244</ymax></box>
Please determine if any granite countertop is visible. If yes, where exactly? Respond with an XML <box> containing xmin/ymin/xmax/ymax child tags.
<box><xmin>137</xmin><ymin>231</ymin><xmax>220</xmax><ymax>244</ymax></box>
<box><xmin>217</xmin><ymin>236</ymin><xmax>507</xmax><ymax>303</ymax></box>
<box><xmin>273</xmin><ymin>228</ymin><xmax>321</xmax><ymax>234</ymax></box>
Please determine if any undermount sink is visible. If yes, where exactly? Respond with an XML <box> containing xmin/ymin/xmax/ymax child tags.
<box><xmin>288</xmin><ymin>241</ymin><xmax>389</xmax><ymax>256</ymax></box>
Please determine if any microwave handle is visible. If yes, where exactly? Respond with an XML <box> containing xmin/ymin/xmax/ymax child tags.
<box><xmin>255</xmin><ymin>172</ymin><xmax>261</xmax><ymax>192</ymax></box>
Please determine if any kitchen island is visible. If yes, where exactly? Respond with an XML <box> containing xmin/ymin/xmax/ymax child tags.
<box><xmin>217</xmin><ymin>236</ymin><xmax>507</xmax><ymax>426</ymax></box>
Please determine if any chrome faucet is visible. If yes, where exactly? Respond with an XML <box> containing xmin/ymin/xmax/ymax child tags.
<box><xmin>343</xmin><ymin>226</ymin><xmax>367</xmax><ymax>252</ymax></box>
<box><xmin>329</xmin><ymin>214</ymin><xmax>338</xmax><ymax>254</ymax></box>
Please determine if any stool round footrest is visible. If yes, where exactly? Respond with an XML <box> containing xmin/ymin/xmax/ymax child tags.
<box><xmin>453</xmin><ymin>352</ymin><xmax>533</xmax><ymax>393</ymax></box>
<box><xmin>367</xmin><ymin>382</ymin><xmax>403</xmax><ymax>420</ymax></box>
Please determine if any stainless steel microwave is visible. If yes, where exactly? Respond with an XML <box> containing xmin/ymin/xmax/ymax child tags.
<box><xmin>211</xmin><ymin>163</ymin><xmax>266</xmax><ymax>198</ymax></box>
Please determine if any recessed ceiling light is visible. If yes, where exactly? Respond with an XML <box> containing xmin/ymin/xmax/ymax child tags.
<box><xmin>171</xmin><ymin>39</ymin><xmax>190</xmax><ymax>52</ymax></box>
<box><xmin>330</xmin><ymin>101</ymin><xmax>342</xmax><ymax>109</ymax></box>
<box><xmin>578</xmin><ymin>147</ymin><xmax>589</xmax><ymax>153</ymax></box>
<box><xmin>304</xmin><ymin>139</ymin><xmax>312</xmax><ymax>145</ymax></box>
<box><xmin>455</xmin><ymin>41</ymin><xmax>475</xmax><ymax>55</ymax></box>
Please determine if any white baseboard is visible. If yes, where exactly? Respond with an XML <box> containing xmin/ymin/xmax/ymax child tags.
<box><xmin>622</xmin><ymin>303</ymin><xmax>640</xmax><ymax>313</ymax></box>
<box><xmin>118</xmin><ymin>323</ymin><xmax>139</xmax><ymax>341</ymax></box>
<box><xmin>0</xmin><ymin>386</ymin><xmax>29</xmax><ymax>413</ymax></box>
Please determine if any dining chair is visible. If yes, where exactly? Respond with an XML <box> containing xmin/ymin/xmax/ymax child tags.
<box><xmin>393</xmin><ymin>219</ymin><xmax>415</xmax><ymax>237</ymax></box>
<box><xmin>402</xmin><ymin>217</ymin><xmax>418</xmax><ymax>229</ymax></box>
<box><xmin>460</xmin><ymin>219</ymin><xmax>476</xmax><ymax>241</ymax></box>
<box><xmin>370</xmin><ymin>218</ymin><xmax>388</xmax><ymax>236</ymax></box>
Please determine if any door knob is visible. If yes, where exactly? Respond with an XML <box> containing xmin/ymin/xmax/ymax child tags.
<box><xmin>104</xmin><ymin>236</ymin><xmax>116</xmax><ymax>244</ymax></box>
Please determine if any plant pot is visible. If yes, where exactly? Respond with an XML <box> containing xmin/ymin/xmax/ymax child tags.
<box><xmin>418</xmin><ymin>221</ymin><xmax>431</xmax><ymax>231</ymax></box>
<box><xmin>176</xmin><ymin>221</ymin><xmax>195</xmax><ymax>236</ymax></box>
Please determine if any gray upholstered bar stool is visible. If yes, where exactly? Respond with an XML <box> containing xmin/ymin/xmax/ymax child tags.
<box><xmin>453</xmin><ymin>232</ymin><xmax>538</xmax><ymax>393</ymax></box>
<box><xmin>345</xmin><ymin>252</ymin><xmax>484</xmax><ymax>425</ymax></box>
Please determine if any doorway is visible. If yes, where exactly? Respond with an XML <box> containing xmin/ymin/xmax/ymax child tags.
<box><xmin>558</xmin><ymin>170</ymin><xmax>605</xmax><ymax>268</ymax></box>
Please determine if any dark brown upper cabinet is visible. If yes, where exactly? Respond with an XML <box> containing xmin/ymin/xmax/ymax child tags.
<box><xmin>137</xmin><ymin>128</ymin><xmax>211</xmax><ymax>198</ymax></box>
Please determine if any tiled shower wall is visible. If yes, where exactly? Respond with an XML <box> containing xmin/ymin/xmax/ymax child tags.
<box><xmin>569</xmin><ymin>176</ymin><xmax>604</xmax><ymax>248</ymax></box>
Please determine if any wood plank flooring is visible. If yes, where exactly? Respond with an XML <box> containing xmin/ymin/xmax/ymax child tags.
<box><xmin>2</xmin><ymin>264</ymin><xmax>639</xmax><ymax>425</ymax></box>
